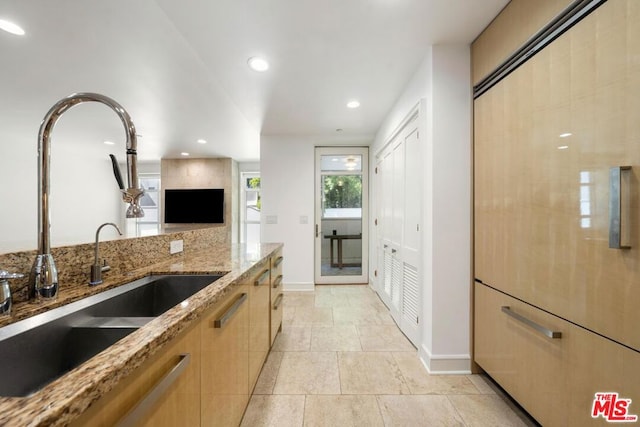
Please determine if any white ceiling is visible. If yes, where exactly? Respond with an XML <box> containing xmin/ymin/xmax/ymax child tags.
<box><xmin>0</xmin><ymin>0</ymin><xmax>507</xmax><ymax>162</ymax></box>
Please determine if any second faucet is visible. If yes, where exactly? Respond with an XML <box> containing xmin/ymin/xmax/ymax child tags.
<box><xmin>90</xmin><ymin>223</ymin><xmax>122</xmax><ymax>286</ymax></box>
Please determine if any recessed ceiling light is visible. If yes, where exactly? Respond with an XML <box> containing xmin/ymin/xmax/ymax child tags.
<box><xmin>248</xmin><ymin>57</ymin><xmax>269</xmax><ymax>72</ymax></box>
<box><xmin>103</xmin><ymin>140</ymin><xmax>115</xmax><ymax>145</ymax></box>
<box><xmin>0</xmin><ymin>19</ymin><xmax>25</xmax><ymax>36</ymax></box>
<box><xmin>197</xmin><ymin>139</ymin><xmax>207</xmax><ymax>144</ymax></box>
<box><xmin>557</xmin><ymin>145</ymin><xmax>569</xmax><ymax>150</ymax></box>
<box><xmin>181</xmin><ymin>152</ymin><xmax>190</xmax><ymax>156</ymax></box>
<box><xmin>559</xmin><ymin>132</ymin><xmax>573</xmax><ymax>138</ymax></box>
<box><xmin>346</xmin><ymin>100</ymin><xmax>360</xmax><ymax>109</ymax></box>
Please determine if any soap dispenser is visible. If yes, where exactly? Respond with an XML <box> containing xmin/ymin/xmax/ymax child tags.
<box><xmin>0</xmin><ymin>270</ymin><xmax>24</xmax><ymax>315</ymax></box>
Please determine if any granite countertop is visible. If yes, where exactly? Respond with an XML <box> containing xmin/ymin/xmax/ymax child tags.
<box><xmin>0</xmin><ymin>242</ymin><xmax>282</xmax><ymax>427</ymax></box>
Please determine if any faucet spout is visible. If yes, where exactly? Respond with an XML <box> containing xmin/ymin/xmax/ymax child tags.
<box><xmin>90</xmin><ymin>223</ymin><xmax>122</xmax><ymax>286</ymax></box>
<box><xmin>30</xmin><ymin>93</ymin><xmax>144</xmax><ymax>300</ymax></box>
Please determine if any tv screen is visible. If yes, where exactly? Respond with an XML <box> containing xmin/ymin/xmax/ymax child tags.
<box><xmin>164</xmin><ymin>189</ymin><xmax>224</xmax><ymax>224</ymax></box>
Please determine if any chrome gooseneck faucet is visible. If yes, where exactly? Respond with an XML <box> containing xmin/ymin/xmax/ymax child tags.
<box><xmin>30</xmin><ymin>93</ymin><xmax>145</xmax><ymax>300</ymax></box>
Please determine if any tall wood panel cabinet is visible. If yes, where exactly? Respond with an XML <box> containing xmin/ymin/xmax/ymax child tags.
<box><xmin>473</xmin><ymin>1</ymin><xmax>640</xmax><ymax>425</ymax></box>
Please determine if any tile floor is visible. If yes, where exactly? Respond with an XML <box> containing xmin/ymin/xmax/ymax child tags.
<box><xmin>241</xmin><ymin>284</ymin><xmax>537</xmax><ymax>427</ymax></box>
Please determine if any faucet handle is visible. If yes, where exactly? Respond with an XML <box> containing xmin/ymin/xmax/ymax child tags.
<box><xmin>0</xmin><ymin>269</ymin><xmax>24</xmax><ymax>316</ymax></box>
<box><xmin>0</xmin><ymin>270</ymin><xmax>24</xmax><ymax>280</ymax></box>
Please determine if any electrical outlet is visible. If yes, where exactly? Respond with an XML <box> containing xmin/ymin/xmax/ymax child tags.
<box><xmin>170</xmin><ymin>239</ymin><xmax>183</xmax><ymax>254</ymax></box>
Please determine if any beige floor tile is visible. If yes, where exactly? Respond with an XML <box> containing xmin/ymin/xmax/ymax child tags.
<box><xmin>283</xmin><ymin>306</ymin><xmax>295</xmax><ymax>324</ymax></box>
<box><xmin>314</xmin><ymin>292</ymin><xmax>353</xmax><ymax>308</ymax></box>
<box><xmin>310</xmin><ymin>325</ymin><xmax>362</xmax><ymax>351</ymax></box>
<box><xmin>392</xmin><ymin>352</ymin><xmax>480</xmax><ymax>395</ymax></box>
<box><xmin>271</xmin><ymin>326</ymin><xmax>312</xmax><ymax>352</ymax></box>
<box><xmin>333</xmin><ymin>306</ymin><xmax>396</xmax><ymax>325</ymax></box>
<box><xmin>357</xmin><ymin>325</ymin><xmax>416</xmax><ymax>351</ymax></box>
<box><xmin>240</xmin><ymin>394</ymin><xmax>305</xmax><ymax>427</ymax></box>
<box><xmin>467</xmin><ymin>374</ymin><xmax>498</xmax><ymax>394</ymax></box>
<box><xmin>377</xmin><ymin>395</ymin><xmax>465</xmax><ymax>426</ymax></box>
<box><xmin>284</xmin><ymin>293</ymin><xmax>316</xmax><ymax>308</ymax></box>
<box><xmin>289</xmin><ymin>307</ymin><xmax>334</xmax><ymax>326</ymax></box>
<box><xmin>338</xmin><ymin>351</ymin><xmax>410</xmax><ymax>395</ymax></box>
<box><xmin>303</xmin><ymin>395</ymin><xmax>384</xmax><ymax>427</ymax></box>
<box><xmin>254</xmin><ymin>351</ymin><xmax>284</xmax><ymax>394</ymax></box>
<box><xmin>448</xmin><ymin>395</ymin><xmax>529</xmax><ymax>427</ymax></box>
<box><xmin>273</xmin><ymin>352</ymin><xmax>341</xmax><ymax>394</ymax></box>
<box><xmin>329</xmin><ymin>284</ymin><xmax>372</xmax><ymax>295</ymax></box>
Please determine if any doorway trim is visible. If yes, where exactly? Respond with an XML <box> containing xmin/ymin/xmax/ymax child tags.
<box><xmin>314</xmin><ymin>146</ymin><xmax>369</xmax><ymax>284</ymax></box>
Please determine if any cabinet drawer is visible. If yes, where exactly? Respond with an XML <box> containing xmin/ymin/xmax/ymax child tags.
<box><xmin>248</xmin><ymin>260</ymin><xmax>271</xmax><ymax>391</ymax></box>
<box><xmin>201</xmin><ymin>284</ymin><xmax>249</xmax><ymax>426</ymax></box>
<box><xmin>475</xmin><ymin>282</ymin><xmax>640</xmax><ymax>426</ymax></box>
<box><xmin>270</xmin><ymin>292</ymin><xmax>283</xmax><ymax>347</ymax></box>
<box><xmin>70</xmin><ymin>322</ymin><xmax>200</xmax><ymax>427</ymax></box>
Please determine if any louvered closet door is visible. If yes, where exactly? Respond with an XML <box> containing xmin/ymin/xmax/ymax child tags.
<box><xmin>399</xmin><ymin>126</ymin><xmax>421</xmax><ymax>344</ymax></box>
<box><xmin>375</xmin><ymin>108</ymin><xmax>422</xmax><ymax>347</ymax></box>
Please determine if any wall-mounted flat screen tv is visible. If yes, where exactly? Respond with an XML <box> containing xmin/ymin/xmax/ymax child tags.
<box><xmin>164</xmin><ymin>188</ymin><xmax>224</xmax><ymax>224</ymax></box>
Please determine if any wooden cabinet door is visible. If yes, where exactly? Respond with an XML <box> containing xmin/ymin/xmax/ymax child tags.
<box><xmin>474</xmin><ymin>0</ymin><xmax>640</xmax><ymax>351</ymax></box>
<box><xmin>270</xmin><ymin>250</ymin><xmax>284</xmax><ymax>346</ymax></box>
<box><xmin>475</xmin><ymin>282</ymin><xmax>640</xmax><ymax>426</ymax></box>
<box><xmin>248</xmin><ymin>261</ymin><xmax>270</xmax><ymax>391</ymax></box>
<box><xmin>200</xmin><ymin>284</ymin><xmax>249</xmax><ymax>426</ymax></box>
<box><xmin>69</xmin><ymin>322</ymin><xmax>201</xmax><ymax>427</ymax></box>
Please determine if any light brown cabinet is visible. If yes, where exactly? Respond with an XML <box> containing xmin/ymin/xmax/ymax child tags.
<box><xmin>69</xmin><ymin>321</ymin><xmax>201</xmax><ymax>427</ymax></box>
<box><xmin>473</xmin><ymin>1</ymin><xmax>640</xmax><ymax>425</ymax></box>
<box><xmin>248</xmin><ymin>260</ymin><xmax>271</xmax><ymax>392</ymax></box>
<box><xmin>474</xmin><ymin>0</ymin><xmax>640</xmax><ymax>351</ymax></box>
<box><xmin>200</xmin><ymin>283</ymin><xmax>249</xmax><ymax>426</ymax></box>
<box><xmin>475</xmin><ymin>282</ymin><xmax>640</xmax><ymax>426</ymax></box>
<box><xmin>69</xmin><ymin>250</ymin><xmax>283</xmax><ymax>426</ymax></box>
<box><xmin>270</xmin><ymin>249</ymin><xmax>284</xmax><ymax>347</ymax></box>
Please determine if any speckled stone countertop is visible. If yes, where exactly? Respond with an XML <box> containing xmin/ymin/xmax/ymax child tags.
<box><xmin>0</xmin><ymin>242</ymin><xmax>282</xmax><ymax>427</ymax></box>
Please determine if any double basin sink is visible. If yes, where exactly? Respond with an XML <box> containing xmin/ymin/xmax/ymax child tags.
<box><xmin>0</xmin><ymin>274</ymin><xmax>222</xmax><ymax>397</ymax></box>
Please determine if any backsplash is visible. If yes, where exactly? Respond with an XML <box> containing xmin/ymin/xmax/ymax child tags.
<box><xmin>0</xmin><ymin>226</ymin><xmax>228</xmax><ymax>304</ymax></box>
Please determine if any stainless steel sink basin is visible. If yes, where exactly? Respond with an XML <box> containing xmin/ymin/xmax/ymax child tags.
<box><xmin>0</xmin><ymin>274</ymin><xmax>221</xmax><ymax>397</ymax></box>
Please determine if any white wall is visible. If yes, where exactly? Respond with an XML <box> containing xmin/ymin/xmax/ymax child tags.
<box><xmin>261</xmin><ymin>136</ymin><xmax>315</xmax><ymax>290</ymax></box>
<box><xmin>370</xmin><ymin>45</ymin><xmax>472</xmax><ymax>373</ymax></box>
<box><xmin>261</xmin><ymin>135</ymin><xmax>370</xmax><ymax>290</ymax></box>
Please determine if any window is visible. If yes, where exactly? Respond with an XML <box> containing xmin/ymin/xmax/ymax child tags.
<box><xmin>136</xmin><ymin>173</ymin><xmax>160</xmax><ymax>236</ymax></box>
<box><xmin>241</xmin><ymin>172</ymin><xmax>261</xmax><ymax>243</ymax></box>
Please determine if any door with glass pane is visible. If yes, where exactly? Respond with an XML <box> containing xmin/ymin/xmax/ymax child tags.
<box><xmin>314</xmin><ymin>147</ymin><xmax>368</xmax><ymax>284</ymax></box>
<box><xmin>241</xmin><ymin>173</ymin><xmax>261</xmax><ymax>244</ymax></box>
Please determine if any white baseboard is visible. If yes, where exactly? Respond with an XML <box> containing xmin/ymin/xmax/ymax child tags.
<box><xmin>282</xmin><ymin>282</ymin><xmax>315</xmax><ymax>292</ymax></box>
<box><xmin>419</xmin><ymin>344</ymin><xmax>471</xmax><ymax>374</ymax></box>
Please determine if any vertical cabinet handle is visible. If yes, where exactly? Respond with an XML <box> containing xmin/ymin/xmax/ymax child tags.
<box><xmin>501</xmin><ymin>306</ymin><xmax>562</xmax><ymax>339</ymax></box>
<box><xmin>214</xmin><ymin>293</ymin><xmax>247</xmax><ymax>328</ymax></box>
<box><xmin>609</xmin><ymin>166</ymin><xmax>632</xmax><ymax>249</ymax></box>
<box><xmin>315</xmin><ymin>224</ymin><xmax>319</xmax><ymax>238</ymax></box>
<box><xmin>255</xmin><ymin>269</ymin><xmax>270</xmax><ymax>286</ymax></box>
<box><xmin>274</xmin><ymin>256</ymin><xmax>284</xmax><ymax>268</ymax></box>
<box><xmin>117</xmin><ymin>353</ymin><xmax>191</xmax><ymax>427</ymax></box>
<box><xmin>273</xmin><ymin>294</ymin><xmax>284</xmax><ymax>310</ymax></box>
<box><xmin>272</xmin><ymin>275</ymin><xmax>283</xmax><ymax>289</ymax></box>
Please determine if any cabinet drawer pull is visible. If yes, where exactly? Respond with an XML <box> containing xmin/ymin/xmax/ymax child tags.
<box><xmin>273</xmin><ymin>294</ymin><xmax>284</xmax><ymax>310</ymax></box>
<box><xmin>214</xmin><ymin>293</ymin><xmax>248</xmax><ymax>328</ymax></box>
<box><xmin>609</xmin><ymin>166</ymin><xmax>632</xmax><ymax>249</ymax></box>
<box><xmin>254</xmin><ymin>269</ymin><xmax>270</xmax><ymax>286</ymax></box>
<box><xmin>274</xmin><ymin>256</ymin><xmax>284</xmax><ymax>268</ymax></box>
<box><xmin>117</xmin><ymin>353</ymin><xmax>191</xmax><ymax>427</ymax></box>
<box><xmin>272</xmin><ymin>275</ymin><xmax>283</xmax><ymax>289</ymax></box>
<box><xmin>501</xmin><ymin>306</ymin><xmax>562</xmax><ymax>339</ymax></box>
